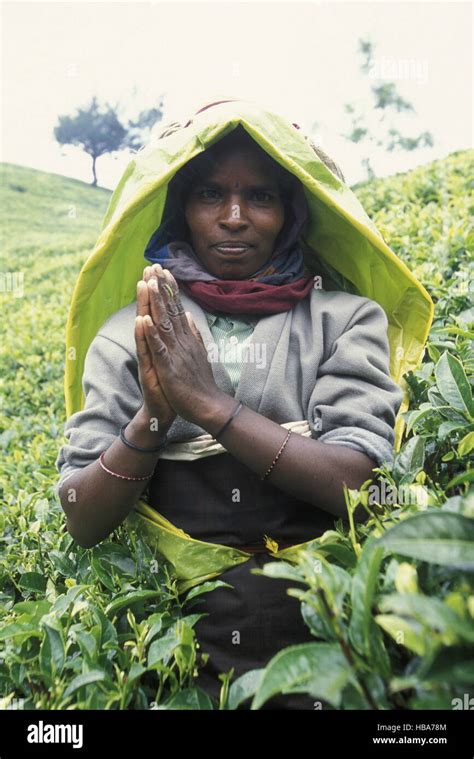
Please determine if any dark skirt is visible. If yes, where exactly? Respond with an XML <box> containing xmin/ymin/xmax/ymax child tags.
<box><xmin>191</xmin><ymin>554</ymin><xmax>321</xmax><ymax>710</ymax></box>
<box><xmin>148</xmin><ymin>451</ymin><xmax>336</xmax><ymax>710</ymax></box>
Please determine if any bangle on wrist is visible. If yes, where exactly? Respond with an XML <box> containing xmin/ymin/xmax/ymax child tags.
<box><xmin>120</xmin><ymin>422</ymin><xmax>169</xmax><ymax>453</ymax></box>
<box><xmin>214</xmin><ymin>401</ymin><xmax>244</xmax><ymax>440</ymax></box>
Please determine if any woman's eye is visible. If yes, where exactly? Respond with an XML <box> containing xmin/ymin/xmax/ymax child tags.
<box><xmin>251</xmin><ymin>191</ymin><xmax>274</xmax><ymax>202</ymax></box>
<box><xmin>198</xmin><ymin>188</ymin><xmax>220</xmax><ymax>200</ymax></box>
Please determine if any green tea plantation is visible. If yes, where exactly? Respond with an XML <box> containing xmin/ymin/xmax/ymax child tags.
<box><xmin>0</xmin><ymin>153</ymin><xmax>473</xmax><ymax>710</ymax></box>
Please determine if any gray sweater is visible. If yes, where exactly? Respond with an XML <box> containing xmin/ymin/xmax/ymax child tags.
<box><xmin>55</xmin><ymin>286</ymin><xmax>404</xmax><ymax>495</ymax></box>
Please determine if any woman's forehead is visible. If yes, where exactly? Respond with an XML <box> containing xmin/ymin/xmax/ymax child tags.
<box><xmin>194</xmin><ymin>151</ymin><xmax>281</xmax><ymax>186</ymax></box>
<box><xmin>188</xmin><ymin>144</ymin><xmax>290</xmax><ymax>189</ymax></box>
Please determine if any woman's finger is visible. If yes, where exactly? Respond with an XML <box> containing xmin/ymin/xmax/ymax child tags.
<box><xmin>146</xmin><ymin>276</ymin><xmax>167</xmax><ymax>326</ymax></box>
<box><xmin>162</xmin><ymin>269</ymin><xmax>189</xmax><ymax>336</ymax></box>
<box><xmin>147</xmin><ymin>278</ymin><xmax>180</xmax><ymax>349</ymax></box>
<box><xmin>143</xmin><ymin>314</ymin><xmax>171</xmax><ymax>366</ymax></box>
<box><xmin>136</xmin><ymin>280</ymin><xmax>150</xmax><ymax>318</ymax></box>
<box><xmin>150</xmin><ymin>265</ymin><xmax>186</xmax><ymax>338</ymax></box>
<box><xmin>135</xmin><ymin>315</ymin><xmax>153</xmax><ymax>374</ymax></box>
<box><xmin>157</xmin><ymin>269</ymin><xmax>180</xmax><ymax>323</ymax></box>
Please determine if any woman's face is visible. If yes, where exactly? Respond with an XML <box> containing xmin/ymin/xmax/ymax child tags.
<box><xmin>184</xmin><ymin>146</ymin><xmax>286</xmax><ymax>280</ymax></box>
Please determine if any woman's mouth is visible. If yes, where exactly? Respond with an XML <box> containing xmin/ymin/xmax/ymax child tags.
<box><xmin>213</xmin><ymin>243</ymin><xmax>252</xmax><ymax>255</ymax></box>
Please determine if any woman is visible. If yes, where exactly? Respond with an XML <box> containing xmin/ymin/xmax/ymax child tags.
<box><xmin>55</xmin><ymin>99</ymin><xmax>433</xmax><ymax>709</ymax></box>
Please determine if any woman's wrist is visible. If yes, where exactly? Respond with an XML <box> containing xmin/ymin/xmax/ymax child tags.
<box><xmin>129</xmin><ymin>405</ymin><xmax>173</xmax><ymax>447</ymax></box>
<box><xmin>194</xmin><ymin>392</ymin><xmax>241</xmax><ymax>437</ymax></box>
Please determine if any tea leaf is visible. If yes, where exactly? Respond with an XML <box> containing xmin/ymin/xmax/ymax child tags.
<box><xmin>435</xmin><ymin>352</ymin><xmax>474</xmax><ymax>419</ymax></box>
<box><xmin>63</xmin><ymin>670</ymin><xmax>106</xmax><ymax>699</ymax></box>
<box><xmin>251</xmin><ymin>643</ymin><xmax>355</xmax><ymax>709</ymax></box>
<box><xmin>377</xmin><ymin>511</ymin><xmax>474</xmax><ymax>570</ymax></box>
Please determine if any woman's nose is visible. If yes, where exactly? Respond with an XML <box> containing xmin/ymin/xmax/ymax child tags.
<box><xmin>218</xmin><ymin>198</ymin><xmax>249</xmax><ymax>229</ymax></box>
<box><xmin>219</xmin><ymin>215</ymin><xmax>249</xmax><ymax>231</ymax></box>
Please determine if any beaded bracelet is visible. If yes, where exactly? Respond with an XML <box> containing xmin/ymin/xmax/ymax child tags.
<box><xmin>98</xmin><ymin>451</ymin><xmax>155</xmax><ymax>481</ymax></box>
<box><xmin>261</xmin><ymin>429</ymin><xmax>292</xmax><ymax>482</ymax></box>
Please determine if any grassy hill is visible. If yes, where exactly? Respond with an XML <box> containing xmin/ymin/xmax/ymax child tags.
<box><xmin>0</xmin><ymin>151</ymin><xmax>473</xmax><ymax>711</ymax></box>
<box><xmin>0</xmin><ymin>163</ymin><xmax>112</xmax><ymax>475</ymax></box>
<box><xmin>0</xmin><ymin>163</ymin><xmax>111</xmax><ymax>256</ymax></box>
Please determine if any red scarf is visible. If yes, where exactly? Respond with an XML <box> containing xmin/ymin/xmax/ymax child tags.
<box><xmin>179</xmin><ymin>275</ymin><xmax>315</xmax><ymax>315</ymax></box>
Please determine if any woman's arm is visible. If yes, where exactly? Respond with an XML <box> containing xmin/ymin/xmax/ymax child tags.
<box><xmin>194</xmin><ymin>394</ymin><xmax>375</xmax><ymax>522</ymax></box>
<box><xmin>59</xmin><ymin>406</ymin><xmax>171</xmax><ymax>548</ymax></box>
<box><xmin>57</xmin><ymin>271</ymin><xmax>178</xmax><ymax>549</ymax></box>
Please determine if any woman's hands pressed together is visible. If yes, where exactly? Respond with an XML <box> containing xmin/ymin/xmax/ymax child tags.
<box><xmin>135</xmin><ymin>263</ymin><xmax>227</xmax><ymax>428</ymax></box>
<box><xmin>134</xmin><ymin>263</ymin><xmax>378</xmax><ymax>524</ymax></box>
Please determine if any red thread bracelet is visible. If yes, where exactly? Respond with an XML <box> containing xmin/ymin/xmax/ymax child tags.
<box><xmin>98</xmin><ymin>451</ymin><xmax>155</xmax><ymax>481</ymax></box>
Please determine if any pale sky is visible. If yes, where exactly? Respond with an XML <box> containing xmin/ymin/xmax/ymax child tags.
<box><xmin>1</xmin><ymin>0</ymin><xmax>472</xmax><ymax>188</ymax></box>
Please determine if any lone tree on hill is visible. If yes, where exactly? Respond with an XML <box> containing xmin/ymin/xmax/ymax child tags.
<box><xmin>54</xmin><ymin>96</ymin><xmax>127</xmax><ymax>187</ymax></box>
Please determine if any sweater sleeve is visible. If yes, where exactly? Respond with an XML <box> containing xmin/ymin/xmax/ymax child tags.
<box><xmin>54</xmin><ymin>334</ymin><xmax>143</xmax><ymax>496</ymax></box>
<box><xmin>307</xmin><ymin>298</ymin><xmax>404</xmax><ymax>467</ymax></box>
